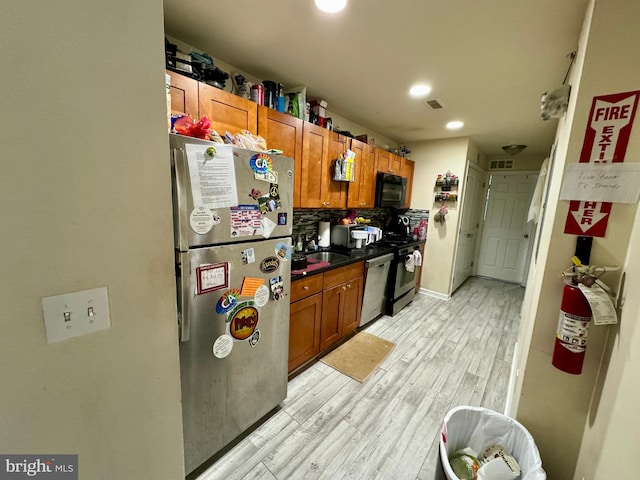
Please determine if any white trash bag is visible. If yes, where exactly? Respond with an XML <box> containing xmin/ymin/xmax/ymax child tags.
<box><xmin>437</xmin><ymin>406</ymin><xmax>546</xmax><ymax>480</ymax></box>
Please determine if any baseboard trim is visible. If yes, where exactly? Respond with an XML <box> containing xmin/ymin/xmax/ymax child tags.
<box><xmin>418</xmin><ymin>287</ymin><xmax>451</xmax><ymax>301</ymax></box>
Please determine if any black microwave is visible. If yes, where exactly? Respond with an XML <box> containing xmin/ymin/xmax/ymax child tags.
<box><xmin>375</xmin><ymin>173</ymin><xmax>407</xmax><ymax>208</ymax></box>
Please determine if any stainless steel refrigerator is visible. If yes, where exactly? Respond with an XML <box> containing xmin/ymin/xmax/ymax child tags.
<box><xmin>169</xmin><ymin>134</ymin><xmax>293</xmax><ymax>475</ymax></box>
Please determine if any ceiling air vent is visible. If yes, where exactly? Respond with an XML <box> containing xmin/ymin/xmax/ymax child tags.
<box><xmin>489</xmin><ymin>159</ymin><xmax>515</xmax><ymax>170</ymax></box>
<box><xmin>425</xmin><ymin>99</ymin><xmax>445</xmax><ymax>109</ymax></box>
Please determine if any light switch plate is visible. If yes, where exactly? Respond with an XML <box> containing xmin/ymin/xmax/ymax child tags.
<box><xmin>42</xmin><ymin>287</ymin><xmax>111</xmax><ymax>343</ymax></box>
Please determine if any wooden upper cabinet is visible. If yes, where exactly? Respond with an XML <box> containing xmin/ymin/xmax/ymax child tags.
<box><xmin>257</xmin><ymin>106</ymin><xmax>304</xmax><ymax>207</ymax></box>
<box><xmin>377</xmin><ymin>149</ymin><xmax>402</xmax><ymax>175</ymax></box>
<box><xmin>402</xmin><ymin>158</ymin><xmax>415</xmax><ymax>208</ymax></box>
<box><xmin>300</xmin><ymin>122</ymin><xmax>330</xmax><ymax>208</ymax></box>
<box><xmin>347</xmin><ymin>138</ymin><xmax>377</xmax><ymax>209</ymax></box>
<box><xmin>388</xmin><ymin>152</ymin><xmax>403</xmax><ymax>175</ymax></box>
<box><xmin>325</xmin><ymin>131</ymin><xmax>349</xmax><ymax>209</ymax></box>
<box><xmin>198</xmin><ymin>82</ymin><xmax>257</xmax><ymax>135</ymax></box>
<box><xmin>166</xmin><ymin>70</ymin><xmax>199</xmax><ymax>119</ymax></box>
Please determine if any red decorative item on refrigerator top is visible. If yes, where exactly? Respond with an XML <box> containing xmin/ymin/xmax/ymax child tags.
<box><xmin>173</xmin><ymin>115</ymin><xmax>212</xmax><ymax>139</ymax></box>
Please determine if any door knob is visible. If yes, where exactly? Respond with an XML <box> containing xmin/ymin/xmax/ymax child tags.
<box><xmin>523</xmin><ymin>234</ymin><xmax>529</xmax><ymax>238</ymax></box>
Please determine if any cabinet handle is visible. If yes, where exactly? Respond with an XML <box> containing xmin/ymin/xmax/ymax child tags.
<box><xmin>303</xmin><ymin>286</ymin><xmax>309</xmax><ymax>290</ymax></box>
<box><xmin>342</xmin><ymin>286</ymin><xmax>347</xmax><ymax>291</ymax></box>
<box><xmin>347</xmin><ymin>283</ymin><xmax>351</xmax><ymax>288</ymax></box>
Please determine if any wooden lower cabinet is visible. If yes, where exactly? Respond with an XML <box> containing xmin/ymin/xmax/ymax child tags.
<box><xmin>289</xmin><ymin>261</ymin><xmax>364</xmax><ymax>373</ymax></box>
<box><xmin>319</xmin><ymin>262</ymin><xmax>364</xmax><ymax>351</ymax></box>
<box><xmin>288</xmin><ymin>293</ymin><xmax>322</xmax><ymax>372</ymax></box>
<box><xmin>320</xmin><ymin>276</ymin><xmax>364</xmax><ymax>350</ymax></box>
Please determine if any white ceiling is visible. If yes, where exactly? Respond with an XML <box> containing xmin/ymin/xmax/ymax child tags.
<box><xmin>163</xmin><ymin>0</ymin><xmax>589</xmax><ymax>160</ymax></box>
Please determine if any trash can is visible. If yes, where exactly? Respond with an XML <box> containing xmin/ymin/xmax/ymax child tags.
<box><xmin>436</xmin><ymin>406</ymin><xmax>546</xmax><ymax>480</ymax></box>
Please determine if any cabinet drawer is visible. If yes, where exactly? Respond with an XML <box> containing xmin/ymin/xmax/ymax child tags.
<box><xmin>323</xmin><ymin>262</ymin><xmax>364</xmax><ymax>289</ymax></box>
<box><xmin>291</xmin><ymin>274</ymin><xmax>324</xmax><ymax>302</ymax></box>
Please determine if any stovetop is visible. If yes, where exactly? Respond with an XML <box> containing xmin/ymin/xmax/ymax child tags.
<box><xmin>378</xmin><ymin>233</ymin><xmax>422</xmax><ymax>248</ymax></box>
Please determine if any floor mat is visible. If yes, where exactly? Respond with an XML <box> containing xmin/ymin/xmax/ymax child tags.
<box><xmin>320</xmin><ymin>331</ymin><xmax>396</xmax><ymax>383</ymax></box>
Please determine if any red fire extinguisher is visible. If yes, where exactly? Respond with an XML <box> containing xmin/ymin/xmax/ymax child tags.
<box><xmin>552</xmin><ymin>282</ymin><xmax>592</xmax><ymax>374</ymax></box>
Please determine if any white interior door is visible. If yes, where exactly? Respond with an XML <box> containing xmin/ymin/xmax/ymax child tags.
<box><xmin>452</xmin><ymin>164</ymin><xmax>485</xmax><ymax>292</ymax></box>
<box><xmin>476</xmin><ymin>173</ymin><xmax>537</xmax><ymax>283</ymax></box>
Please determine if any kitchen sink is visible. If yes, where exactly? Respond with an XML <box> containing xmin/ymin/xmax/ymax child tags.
<box><xmin>306</xmin><ymin>251</ymin><xmax>349</xmax><ymax>264</ymax></box>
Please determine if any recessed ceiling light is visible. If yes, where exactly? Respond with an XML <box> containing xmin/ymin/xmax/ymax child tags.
<box><xmin>446</xmin><ymin>121</ymin><xmax>464</xmax><ymax>130</ymax></box>
<box><xmin>409</xmin><ymin>84</ymin><xmax>432</xmax><ymax>97</ymax></box>
<box><xmin>315</xmin><ymin>0</ymin><xmax>347</xmax><ymax>13</ymax></box>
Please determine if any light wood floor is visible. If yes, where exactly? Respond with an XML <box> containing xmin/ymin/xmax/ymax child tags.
<box><xmin>196</xmin><ymin>276</ymin><xmax>523</xmax><ymax>480</ymax></box>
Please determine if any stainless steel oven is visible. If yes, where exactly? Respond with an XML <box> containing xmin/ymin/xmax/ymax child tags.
<box><xmin>387</xmin><ymin>241</ymin><xmax>422</xmax><ymax>315</ymax></box>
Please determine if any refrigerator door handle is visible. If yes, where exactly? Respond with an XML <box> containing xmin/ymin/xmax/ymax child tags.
<box><xmin>178</xmin><ymin>311</ymin><xmax>189</xmax><ymax>342</ymax></box>
<box><xmin>172</xmin><ymin>148</ymin><xmax>190</xmax><ymax>252</ymax></box>
<box><xmin>177</xmin><ymin>252</ymin><xmax>191</xmax><ymax>342</ymax></box>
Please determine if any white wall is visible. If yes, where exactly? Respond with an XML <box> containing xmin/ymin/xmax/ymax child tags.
<box><xmin>407</xmin><ymin>137</ymin><xmax>470</xmax><ymax>295</ymax></box>
<box><xmin>514</xmin><ymin>0</ymin><xmax>640</xmax><ymax>477</ymax></box>
<box><xmin>0</xmin><ymin>2</ymin><xmax>185</xmax><ymax>479</ymax></box>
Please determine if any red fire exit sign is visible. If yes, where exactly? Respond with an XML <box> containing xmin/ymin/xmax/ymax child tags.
<box><xmin>564</xmin><ymin>90</ymin><xmax>639</xmax><ymax>237</ymax></box>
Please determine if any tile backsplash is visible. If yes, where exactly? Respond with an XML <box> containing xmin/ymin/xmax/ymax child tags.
<box><xmin>292</xmin><ymin>208</ymin><xmax>429</xmax><ymax>244</ymax></box>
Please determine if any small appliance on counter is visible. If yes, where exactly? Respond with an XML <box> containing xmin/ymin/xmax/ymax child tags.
<box><xmin>331</xmin><ymin>224</ymin><xmax>368</xmax><ymax>249</ymax></box>
<box><xmin>366</xmin><ymin>226</ymin><xmax>383</xmax><ymax>244</ymax></box>
<box><xmin>351</xmin><ymin>229</ymin><xmax>371</xmax><ymax>249</ymax></box>
<box><xmin>392</xmin><ymin>215</ymin><xmax>411</xmax><ymax>237</ymax></box>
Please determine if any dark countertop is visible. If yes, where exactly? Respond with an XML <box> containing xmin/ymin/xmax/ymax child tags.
<box><xmin>291</xmin><ymin>242</ymin><xmax>424</xmax><ymax>281</ymax></box>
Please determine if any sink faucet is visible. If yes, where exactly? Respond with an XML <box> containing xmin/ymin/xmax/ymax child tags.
<box><xmin>303</xmin><ymin>234</ymin><xmax>319</xmax><ymax>252</ymax></box>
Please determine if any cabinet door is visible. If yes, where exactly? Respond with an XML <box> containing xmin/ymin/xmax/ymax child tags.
<box><xmin>341</xmin><ymin>276</ymin><xmax>363</xmax><ymax>335</ymax></box>
<box><xmin>258</xmin><ymin>107</ymin><xmax>304</xmax><ymax>207</ymax></box>
<box><xmin>320</xmin><ymin>283</ymin><xmax>344</xmax><ymax>351</ymax></box>
<box><xmin>376</xmin><ymin>148</ymin><xmax>392</xmax><ymax>174</ymax></box>
<box><xmin>347</xmin><ymin>139</ymin><xmax>376</xmax><ymax>208</ymax></box>
<box><xmin>289</xmin><ymin>293</ymin><xmax>322</xmax><ymax>372</ymax></box>
<box><xmin>198</xmin><ymin>82</ymin><xmax>257</xmax><ymax>135</ymax></box>
<box><xmin>166</xmin><ymin>70</ymin><xmax>199</xmax><ymax>119</ymax></box>
<box><xmin>402</xmin><ymin>158</ymin><xmax>415</xmax><ymax>208</ymax></box>
<box><xmin>388</xmin><ymin>153</ymin><xmax>402</xmax><ymax>175</ymax></box>
<box><xmin>324</xmin><ymin>131</ymin><xmax>349</xmax><ymax>209</ymax></box>
<box><xmin>300</xmin><ymin>123</ymin><xmax>330</xmax><ymax>208</ymax></box>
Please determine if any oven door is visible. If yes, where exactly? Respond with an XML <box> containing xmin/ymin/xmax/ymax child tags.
<box><xmin>394</xmin><ymin>250</ymin><xmax>417</xmax><ymax>298</ymax></box>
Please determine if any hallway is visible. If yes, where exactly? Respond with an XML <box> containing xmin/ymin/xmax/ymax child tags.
<box><xmin>196</xmin><ymin>277</ymin><xmax>523</xmax><ymax>480</ymax></box>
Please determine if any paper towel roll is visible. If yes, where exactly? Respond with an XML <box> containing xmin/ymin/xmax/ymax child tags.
<box><xmin>318</xmin><ymin>221</ymin><xmax>330</xmax><ymax>247</ymax></box>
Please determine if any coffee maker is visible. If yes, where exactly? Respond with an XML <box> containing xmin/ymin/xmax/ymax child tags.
<box><xmin>392</xmin><ymin>215</ymin><xmax>411</xmax><ymax>237</ymax></box>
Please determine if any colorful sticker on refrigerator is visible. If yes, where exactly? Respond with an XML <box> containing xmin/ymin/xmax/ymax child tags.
<box><xmin>278</xmin><ymin>212</ymin><xmax>287</xmax><ymax>225</ymax></box>
<box><xmin>254</xmin><ymin>285</ymin><xmax>270</xmax><ymax>307</ymax></box>
<box><xmin>185</xmin><ymin>144</ymin><xmax>239</xmax><ymax>208</ymax></box>
<box><xmin>190</xmin><ymin>206</ymin><xmax>214</xmax><ymax>234</ymax></box>
<box><xmin>259</xmin><ymin>256</ymin><xmax>280</xmax><ymax>273</ymax></box>
<box><xmin>261</xmin><ymin>217</ymin><xmax>277</xmax><ymax>238</ymax></box>
<box><xmin>212</xmin><ymin>334</ymin><xmax>233</xmax><ymax>358</ymax></box>
<box><xmin>249</xmin><ymin>153</ymin><xmax>273</xmax><ymax>174</ymax></box>
<box><xmin>275</xmin><ymin>242</ymin><xmax>291</xmax><ymax>261</ymax></box>
<box><xmin>228</xmin><ymin>302</ymin><xmax>259</xmax><ymax>340</ymax></box>
<box><xmin>241</xmin><ymin>248</ymin><xmax>255</xmax><ymax>265</ymax></box>
<box><xmin>254</xmin><ymin>170</ymin><xmax>278</xmax><ymax>183</ymax></box>
<box><xmin>240</xmin><ymin>277</ymin><xmax>264</xmax><ymax>297</ymax></box>
<box><xmin>248</xmin><ymin>188</ymin><xmax>262</xmax><ymax>200</ymax></box>
<box><xmin>230</xmin><ymin>205</ymin><xmax>263</xmax><ymax>237</ymax></box>
<box><xmin>196</xmin><ymin>262</ymin><xmax>229</xmax><ymax>294</ymax></box>
<box><xmin>216</xmin><ymin>289</ymin><xmax>241</xmax><ymax>314</ymax></box>
<box><xmin>248</xmin><ymin>329</ymin><xmax>261</xmax><ymax>348</ymax></box>
<box><xmin>269</xmin><ymin>184</ymin><xmax>282</xmax><ymax>208</ymax></box>
<box><xmin>270</xmin><ymin>276</ymin><xmax>286</xmax><ymax>301</ymax></box>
